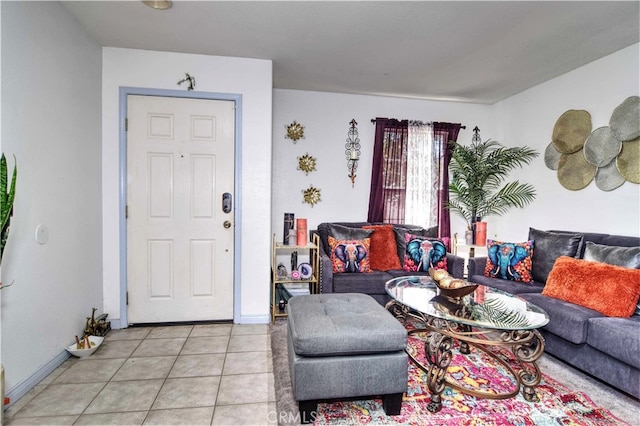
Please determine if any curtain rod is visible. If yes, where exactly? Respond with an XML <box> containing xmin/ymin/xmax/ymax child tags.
<box><xmin>370</xmin><ymin>118</ymin><xmax>466</xmax><ymax>129</ymax></box>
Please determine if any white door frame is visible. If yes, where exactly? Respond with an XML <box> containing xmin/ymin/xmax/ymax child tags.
<box><xmin>118</xmin><ymin>87</ymin><xmax>243</xmax><ymax>326</ymax></box>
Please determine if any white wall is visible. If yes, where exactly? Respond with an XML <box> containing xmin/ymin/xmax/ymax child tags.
<box><xmin>273</xmin><ymin>44</ymin><xmax>640</xmax><ymax>244</ymax></box>
<box><xmin>102</xmin><ymin>48</ymin><xmax>273</xmax><ymax>325</ymax></box>
<box><xmin>272</xmin><ymin>90</ymin><xmax>495</xmax><ymax>238</ymax></box>
<box><xmin>1</xmin><ymin>1</ymin><xmax>102</xmax><ymax>392</ymax></box>
<box><xmin>491</xmin><ymin>44</ymin><xmax>640</xmax><ymax>241</ymax></box>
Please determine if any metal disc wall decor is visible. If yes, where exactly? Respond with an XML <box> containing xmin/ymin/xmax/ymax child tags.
<box><xmin>616</xmin><ymin>138</ymin><xmax>640</xmax><ymax>184</ymax></box>
<box><xmin>552</xmin><ymin>110</ymin><xmax>592</xmax><ymax>154</ymax></box>
<box><xmin>609</xmin><ymin>96</ymin><xmax>640</xmax><ymax>142</ymax></box>
<box><xmin>546</xmin><ymin>98</ymin><xmax>639</xmax><ymax>191</ymax></box>
<box><xmin>544</xmin><ymin>142</ymin><xmax>562</xmax><ymax>170</ymax></box>
<box><xmin>557</xmin><ymin>150</ymin><xmax>597</xmax><ymax>191</ymax></box>
<box><xmin>595</xmin><ymin>161</ymin><xmax>625</xmax><ymax>191</ymax></box>
<box><xmin>583</xmin><ymin>126</ymin><xmax>621</xmax><ymax>167</ymax></box>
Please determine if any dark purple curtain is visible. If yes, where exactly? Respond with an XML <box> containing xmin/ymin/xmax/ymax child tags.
<box><xmin>367</xmin><ymin>118</ymin><xmax>408</xmax><ymax>223</ymax></box>
<box><xmin>433</xmin><ymin>122</ymin><xmax>462</xmax><ymax>246</ymax></box>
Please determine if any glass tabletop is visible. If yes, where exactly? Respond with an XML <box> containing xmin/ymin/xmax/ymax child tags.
<box><xmin>385</xmin><ymin>275</ymin><xmax>549</xmax><ymax>330</ymax></box>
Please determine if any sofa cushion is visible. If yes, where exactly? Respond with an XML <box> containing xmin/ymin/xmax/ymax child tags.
<box><xmin>469</xmin><ymin>274</ymin><xmax>544</xmax><ymax>295</ymax></box>
<box><xmin>288</xmin><ymin>293</ymin><xmax>407</xmax><ymax>357</ymax></box>
<box><xmin>317</xmin><ymin>222</ymin><xmax>371</xmax><ymax>254</ymax></box>
<box><xmin>328</xmin><ymin>236</ymin><xmax>372</xmax><ymax>273</ymax></box>
<box><xmin>402</xmin><ymin>233</ymin><xmax>448</xmax><ymax>272</ymax></box>
<box><xmin>528</xmin><ymin>228</ymin><xmax>583</xmax><ymax>283</ymax></box>
<box><xmin>519</xmin><ymin>293</ymin><xmax>604</xmax><ymax>344</ymax></box>
<box><xmin>587</xmin><ymin>316</ymin><xmax>640</xmax><ymax>369</ymax></box>
<box><xmin>485</xmin><ymin>239</ymin><xmax>534</xmax><ymax>283</ymax></box>
<box><xmin>542</xmin><ymin>256</ymin><xmax>640</xmax><ymax>317</ymax></box>
<box><xmin>332</xmin><ymin>271</ymin><xmax>393</xmax><ymax>295</ymax></box>
<box><xmin>363</xmin><ymin>225</ymin><xmax>402</xmax><ymax>271</ymax></box>
<box><xmin>583</xmin><ymin>241</ymin><xmax>640</xmax><ymax>269</ymax></box>
<box><xmin>393</xmin><ymin>225</ymin><xmax>434</xmax><ymax>262</ymax></box>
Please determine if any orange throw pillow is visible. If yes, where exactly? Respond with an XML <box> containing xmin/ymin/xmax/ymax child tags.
<box><xmin>363</xmin><ymin>225</ymin><xmax>402</xmax><ymax>271</ymax></box>
<box><xmin>542</xmin><ymin>256</ymin><xmax>640</xmax><ymax>317</ymax></box>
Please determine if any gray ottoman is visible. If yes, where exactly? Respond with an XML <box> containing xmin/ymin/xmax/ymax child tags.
<box><xmin>287</xmin><ymin>293</ymin><xmax>408</xmax><ymax>423</ymax></box>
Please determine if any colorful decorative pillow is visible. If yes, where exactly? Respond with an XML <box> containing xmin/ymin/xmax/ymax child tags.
<box><xmin>543</xmin><ymin>256</ymin><xmax>640</xmax><ymax>318</ymax></box>
<box><xmin>484</xmin><ymin>239</ymin><xmax>534</xmax><ymax>283</ymax></box>
<box><xmin>328</xmin><ymin>236</ymin><xmax>372</xmax><ymax>273</ymax></box>
<box><xmin>363</xmin><ymin>225</ymin><xmax>402</xmax><ymax>271</ymax></box>
<box><xmin>403</xmin><ymin>233</ymin><xmax>447</xmax><ymax>272</ymax></box>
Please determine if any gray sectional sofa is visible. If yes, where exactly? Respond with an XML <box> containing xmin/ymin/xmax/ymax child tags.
<box><xmin>315</xmin><ymin>222</ymin><xmax>465</xmax><ymax>306</ymax></box>
<box><xmin>468</xmin><ymin>228</ymin><xmax>640</xmax><ymax>398</ymax></box>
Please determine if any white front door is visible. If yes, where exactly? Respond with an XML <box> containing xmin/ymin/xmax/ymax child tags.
<box><xmin>127</xmin><ymin>95</ymin><xmax>235</xmax><ymax>323</ymax></box>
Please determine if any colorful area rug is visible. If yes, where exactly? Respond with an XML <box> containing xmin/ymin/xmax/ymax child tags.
<box><xmin>311</xmin><ymin>328</ymin><xmax>628</xmax><ymax>425</ymax></box>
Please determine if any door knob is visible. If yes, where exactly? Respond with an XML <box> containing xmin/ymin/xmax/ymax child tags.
<box><xmin>223</xmin><ymin>221</ymin><xmax>232</xmax><ymax>229</ymax></box>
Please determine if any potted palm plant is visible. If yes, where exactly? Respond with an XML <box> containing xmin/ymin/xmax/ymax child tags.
<box><xmin>447</xmin><ymin>129</ymin><xmax>538</xmax><ymax>241</ymax></box>
<box><xmin>0</xmin><ymin>153</ymin><xmax>17</xmax><ymax>289</ymax></box>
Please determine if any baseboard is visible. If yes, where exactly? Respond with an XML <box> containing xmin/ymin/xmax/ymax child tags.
<box><xmin>5</xmin><ymin>350</ymin><xmax>70</xmax><ymax>408</ymax></box>
<box><xmin>239</xmin><ymin>314</ymin><xmax>270</xmax><ymax>324</ymax></box>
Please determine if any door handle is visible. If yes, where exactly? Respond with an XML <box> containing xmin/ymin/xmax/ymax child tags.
<box><xmin>222</xmin><ymin>192</ymin><xmax>232</xmax><ymax>213</ymax></box>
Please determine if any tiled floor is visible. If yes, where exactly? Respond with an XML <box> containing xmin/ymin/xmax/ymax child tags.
<box><xmin>4</xmin><ymin>323</ymin><xmax>276</xmax><ymax>425</ymax></box>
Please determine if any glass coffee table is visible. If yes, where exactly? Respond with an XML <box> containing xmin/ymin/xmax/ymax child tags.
<box><xmin>385</xmin><ymin>275</ymin><xmax>549</xmax><ymax>413</ymax></box>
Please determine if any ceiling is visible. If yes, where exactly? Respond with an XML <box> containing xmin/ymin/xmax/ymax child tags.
<box><xmin>61</xmin><ymin>1</ymin><xmax>639</xmax><ymax>104</ymax></box>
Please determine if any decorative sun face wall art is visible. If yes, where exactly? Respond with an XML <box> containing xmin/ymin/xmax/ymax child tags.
<box><xmin>285</xmin><ymin>120</ymin><xmax>305</xmax><ymax>143</ymax></box>
<box><xmin>297</xmin><ymin>153</ymin><xmax>317</xmax><ymax>175</ymax></box>
<box><xmin>545</xmin><ymin>96</ymin><xmax>639</xmax><ymax>191</ymax></box>
<box><xmin>302</xmin><ymin>185</ymin><xmax>321</xmax><ymax>207</ymax></box>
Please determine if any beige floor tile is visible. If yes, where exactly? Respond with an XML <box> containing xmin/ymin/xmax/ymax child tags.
<box><xmin>190</xmin><ymin>323</ymin><xmax>232</xmax><ymax>337</ymax></box>
<box><xmin>181</xmin><ymin>336</ymin><xmax>230</xmax><ymax>354</ymax></box>
<box><xmin>169</xmin><ymin>353</ymin><xmax>226</xmax><ymax>377</ymax></box>
<box><xmin>143</xmin><ymin>407</ymin><xmax>214</xmax><ymax>425</ymax></box>
<box><xmin>212</xmin><ymin>402</ymin><xmax>277</xmax><ymax>425</ymax></box>
<box><xmin>73</xmin><ymin>411</ymin><xmax>147</xmax><ymax>425</ymax></box>
<box><xmin>131</xmin><ymin>338</ymin><xmax>186</xmax><ymax>357</ymax></box>
<box><xmin>152</xmin><ymin>376</ymin><xmax>220</xmax><ymax>410</ymax></box>
<box><xmin>91</xmin><ymin>339</ymin><xmax>141</xmax><ymax>359</ymax></box>
<box><xmin>3</xmin><ymin>384</ymin><xmax>46</xmax><ymax>419</ymax></box>
<box><xmin>106</xmin><ymin>328</ymin><xmax>151</xmax><ymax>341</ymax></box>
<box><xmin>85</xmin><ymin>379</ymin><xmax>164</xmax><ymax>414</ymax></box>
<box><xmin>13</xmin><ymin>383</ymin><xmax>105</xmax><ymax>417</ymax></box>
<box><xmin>216</xmin><ymin>373</ymin><xmax>274</xmax><ymax>405</ymax></box>
<box><xmin>111</xmin><ymin>356</ymin><xmax>176</xmax><ymax>381</ymax></box>
<box><xmin>37</xmin><ymin>359</ymin><xmax>77</xmax><ymax>385</ymax></box>
<box><xmin>231</xmin><ymin>324</ymin><xmax>268</xmax><ymax>335</ymax></box>
<box><xmin>4</xmin><ymin>415</ymin><xmax>78</xmax><ymax>425</ymax></box>
<box><xmin>147</xmin><ymin>325</ymin><xmax>193</xmax><ymax>339</ymax></box>
<box><xmin>227</xmin><ymin>334</ymin><xmax>270</xmax><ymax>352</ymax></box>
<box><xmin>222</xmin><ymin>351</ymin><xmax>273</xmax><ymax>375</ymax></box>
<box><xmin>53</xmin><ymin>358</ymin><xmax>126</xmax><ymax>384</ymax></box>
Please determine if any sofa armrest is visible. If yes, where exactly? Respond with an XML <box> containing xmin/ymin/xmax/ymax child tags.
<box><xmin>446</xmin><ymin>253</ymin><xmax>465</xmax><ymax>279</ymax></box>
<box><xmin>468</xmin><ymin>256</ymin><xmax>487</xmax><ymax>278</ymax></box>
<box><xmin>318</xmin><ymin>245</ymin><xmax>334</xmax><ymax>293</ymax></box>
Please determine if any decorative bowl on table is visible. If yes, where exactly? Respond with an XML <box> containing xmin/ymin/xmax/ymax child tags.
<box><xmin>429</xmin><ymin>267</ymin><xmax>478</xmax><ymax>299</ymax></box>
<box><xmin>65</xmin><ymin>336</ymin><xmax>104</xmax><ymax>358</ymax></box>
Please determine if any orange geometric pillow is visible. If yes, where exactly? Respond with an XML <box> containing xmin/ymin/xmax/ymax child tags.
<box><xmin>363</xmin><ymin>225</ymin><xmax>402</xmax><ymax>271</ymax></box>
<box><xmin>542</xmin><ymin>256</ymin><xmax>640</xmax><ymax>317</ymax></box>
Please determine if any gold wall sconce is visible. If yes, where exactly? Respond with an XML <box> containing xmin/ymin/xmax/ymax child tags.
<box><xmin>345</xmin><ymin>119</ymin><xmax>360</xmax><ymax>187</ymax></box>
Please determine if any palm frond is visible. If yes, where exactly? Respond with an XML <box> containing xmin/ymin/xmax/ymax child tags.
<box><xmin>447</xmin><ymin>139</ymin><xmax>539</xmax><ymax>225</ymax></box>
<box><xmin>471</xmin><ymin>297</ymin><xmax>531</xmax><ymax>328</ymax></box>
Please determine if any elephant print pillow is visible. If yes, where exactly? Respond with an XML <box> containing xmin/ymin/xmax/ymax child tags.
<box><xmin>403</xmin><ymin>233</ymin><xmax>448</xmax><ymax>272</ymax></box>
<box><xmin>484</xmin><ymin>239</ymin><xmax>534</xmax><ymax>283</ymax></box>
<box><xmin>328</xmin><ymin>236</ymin><xmax>372</xmax><ymax>273</ymax></box>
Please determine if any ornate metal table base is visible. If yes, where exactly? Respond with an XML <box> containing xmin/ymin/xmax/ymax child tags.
<box><xmin>387</xmin><ymin>300</ymin><xmax>545</xmax><ymax>413</ymax></box>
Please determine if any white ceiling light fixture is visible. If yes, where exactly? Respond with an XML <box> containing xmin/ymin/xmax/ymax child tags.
<box><xmin>142</xmin><ymin>1</ymin><xmax>173</xmax><ymax>10</ymax></box>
